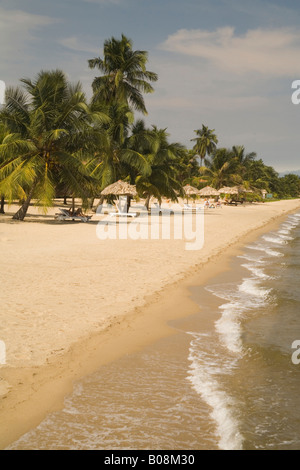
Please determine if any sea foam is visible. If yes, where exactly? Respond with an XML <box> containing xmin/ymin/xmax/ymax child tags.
<box><xmin>187</xmin><ymin>333</ymin><xmax>244</xmax><ymax>450</ymax></box>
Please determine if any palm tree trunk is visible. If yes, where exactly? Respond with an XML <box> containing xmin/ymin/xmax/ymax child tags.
<box><xmin>12</xmin><ymin>183</ymin><xmax>37</xmax><ymax>220</ymax></box>
<box><xmin>88</xmin><ymin>197</ymin><xmax>95</xmax><ymax>210</ymax></box>
<box><xmin>71</xmin><ymin>197</ymin><xmax>75</xmax><ymax>214</ymax></box>
<box><xmin>126</xmin><ymin>195</ymin><xmax>131</xmax><ymax>213</ymax></box>
<box><xmin>0</xmin><ymin>196</ymin><xmax>5</xmax><ymax>214</ymax></box>
<box><xmin>145</xmin><ymin>194</ymin><xmax>151</xmax><ymax>211</ymax></box>
<box><xmin>95</xmin><ymin>195</ymin><xmax>105</xmax><ymax>213</ymax></box>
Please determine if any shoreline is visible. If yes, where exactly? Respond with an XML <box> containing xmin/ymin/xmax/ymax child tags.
<box><xmin>1</xmin><ymin>200</ymin><xmax>300</xmax><ymax>449</ymax></box>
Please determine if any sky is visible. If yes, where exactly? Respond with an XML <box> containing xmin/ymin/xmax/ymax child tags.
<box><xmin>1</xmin><ymin>0</ymin><xmax>300</xmax><ymax>172</ymax></box>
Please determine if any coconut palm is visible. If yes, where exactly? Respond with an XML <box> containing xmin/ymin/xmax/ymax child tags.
<box><xmin>199</xmin><ymin>148</ymin><xmax>241</xmax><ymax>189</ymax></box>
<box><xmin>134</xmin><ymin>124</ymin><xmax>185</xmax><ymax>209</ymax></box>
<box><xmin>244</xmin><ymin>159</ymin><xmax>279</xmax><ymax>192</ymax></box>
<box><xmin>191</xmin><ymin>125</ymin><xmax>218</xmax><ymax>165</ymax></box>
<box><xmin>88</xmin><ymin>34</ymin><xmax>158</xmax><ymax>115</ymax></box>
<box><xmin>86</xmin><ymin>103</ymin><xmax>151</xmax><ymax>194</ymax></box>
<box><xmin>176</xmin><ymin>149</ymin><xmax>200</xmax><ymax>185</ymax></box>
<box><xmin>0</xmin><ymin>69</ymin><xmax>107</xmax><ymax>220</ymax></box>
<box><xmin>231</xmin><ymin>145</ymin><xmax>257</xmax><ymax>166</ymax></box>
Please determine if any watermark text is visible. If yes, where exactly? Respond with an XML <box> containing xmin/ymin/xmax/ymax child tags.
<box><xmin>0</xmin><ymin>80</ymin><xmax>5</xmax><ymax>105</ymax></box>
<box><xmin>96</xmin><ymin>202</ymin><xmax>205</xmax><ymax>251</ymax></box>
<box><xmin>291</xmin><ymin>340</ymin><xmax>300</xmax><ymax>364</ymax></box>
<box><xmin>291</xmin><ymin>80</ymin><xmax>300</xmax><ymax>104</ymax></box>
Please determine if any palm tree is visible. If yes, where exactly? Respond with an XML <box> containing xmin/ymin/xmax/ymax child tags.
<box><xmin>191</xmin><ymin>125</ymin><xmax>218</xmax><ymax>165</ymax></box>
<box><xmin>0</xmin><ymin>70</ymin><xmax>106</xmax><ymax>220</ymax></box>
<box><xmin>176</xmin><ymin>149</ymin><xmax>200</xmax><ymax>185</ymax></box>
<box><xmin>199</xmin><ymin>148</ymin><xmax>241</xmax><ymax>189</ymax></box>
<box><xmin>86</xmin><ymin>103</ymin><xmax>151</xmax><ymax>193</ymax></box>
<box><xmin>88</xmin><ymin>34</ymin><xmax>158</xmax><ymax>114</ymax></box>
<box><xmin>231</xmin><ymin>145</ymin><xmax>256</xmax><ymax>166</ymax></box>
<box><xmin>244</xmin><ymin>159</ymin><xmax>279</xmax><ymax>192</ymax></box>
<box><xmin>134</xmin><ymin>124</ymin><xmax>185</xmax><ymax>209</ymax></box>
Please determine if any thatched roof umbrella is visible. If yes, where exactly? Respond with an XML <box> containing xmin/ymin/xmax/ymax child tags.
<box><xmin>218</xmin><ymin>186</ymin><xmax>239</xmax><ymax>195</ymax></box>
<box><xmin>101</xmin><ymin>180</ymin><xmax>137</xmax><ymax>197</ymax></box>
<box><xmin>199</xmin><ymin>186</ymin><xmax>220</xmax><ymax>197</ymax></box>
<box><xmin>183</xmin><ymin>184</ymin><xmax>200</xmax><ymax>203</ymax></box>
<box><xmin>101</xmin><ymin>180</ymin><xmax>137</xmax><ymax>213</ymax></box>
<box><xmin>183</xmin><ymin>184</ymin><xmax>200</xmax><ymax>195</ymax></box>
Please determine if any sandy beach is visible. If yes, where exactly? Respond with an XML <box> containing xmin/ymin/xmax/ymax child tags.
<box><xmin>1</xmin><ymin>198</ymin><xmax>300</xmax><ymax>449</ymax></box>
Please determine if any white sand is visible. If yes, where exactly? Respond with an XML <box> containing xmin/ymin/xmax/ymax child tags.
<box><xmin>0</xmin><ymin>198</ymin><xmax>300</xmax><ymax>447</ymax></box>
<box><xmin>1</xmin><ymin>199</ymin><xmax>300</xmax><ymax>373</ymax></box>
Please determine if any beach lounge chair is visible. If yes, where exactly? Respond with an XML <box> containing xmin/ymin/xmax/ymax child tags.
<box><xmin>109</xmin><ymin>199</ymin><xmax>137</xmax><ymax>217</ymax></box>
<box><xmin>152</xmin><ymin>202</ymin><xmax>167</xmax><ymax>214</ymax></box>
<box><xmin>184</xmin><ymin>204</ymin><xmax>204</xmax><ymax>211</ymax></box>
<box><xmin>55</xmin><ymin>208</ymin><xmax>92</xmax><ymax>222</ymax></box>
<box><xmin>109</xmin><ymin>209</ymin><xmax>137</xmax><ymax>217</ymax></box>
<box><xmin>151</xmin><ymin>202</ymin><xmax>174</xmax><ymax>215</ymax></box>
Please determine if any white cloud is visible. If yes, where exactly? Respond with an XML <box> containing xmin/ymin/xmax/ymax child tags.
<box><xmin>0</xmin><ymin>7</ymin><xmax>59</xmax><ymax>85</ymax></box>
<box><xmin>60</xmin><ymin>36</ymin><xmax>99</xmax><ymax>54</ymax></box>
<box><xmin>147</xmin><ymin>89</ymin><xmax>269</xmax><ymax>112</ymax></box>
<box><xmin>160</xmin><ymin>27</ymin><xmax>300</xmax><ymax>77</ymax></box>
<box><xmin>0</xmin><ymin>7</ymin><xmax>58</xmax><ymax>41</ymax></box>
<box><xmin>144</xmin><ymin>34</ymin><xmax>299</xmax><ymax>170</ymax></box>
<box><xmin>0</xmin><ymin>7</ymin><xmax>58</xmax><ymax>63</ymax></box>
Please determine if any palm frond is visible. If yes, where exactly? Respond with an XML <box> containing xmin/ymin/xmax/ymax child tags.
<box><xmin>120</xmin><ymin>149</ymin><xmax>151</xmax><ymax>176</ymax></box>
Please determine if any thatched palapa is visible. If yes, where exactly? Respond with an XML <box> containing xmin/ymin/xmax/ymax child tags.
<box><xmin>218</xmin><ymin>186</ymin><xmax>239</xmax><ymax>195</ymax></box>
<box><xmin>101</xmin><ymin>180</ymin><xmax>137</xmax><ymax>197</ymax></box>
<box><xmin>183</xmin><ymin>184</ymin><xmax>200</xmax><ymax>196</ymax></box>
<box><xmin>199</xmin><ymin>186</ymin><xmax>219</xmax><ymax>196</ymax></box>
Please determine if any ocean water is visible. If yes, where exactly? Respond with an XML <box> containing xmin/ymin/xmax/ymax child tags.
<box><xmin>197</xmin><ymin>211</ymin><xmax>300</xmax><ymax>450</ymax></box>
<box><xmin>7</xmin><ymin>211</ymin><xmax>300</xmax><ymax>450</ymax></box>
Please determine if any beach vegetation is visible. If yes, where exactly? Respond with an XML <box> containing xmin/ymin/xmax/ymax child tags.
<box><xmin>85</xmin><ymin>102</ymin><xmax>151</xmax><ymax>194</ymax></box>
<box><xmin>0</xmin><ymin>70</ymin><xmax>110</xmax><ymax>220</ymax></box>
<box><xmin>0</xmin><ymin>36</ymin><xmax>299</xmax><ymax>219</ymax></box>
<box><xmin>191</xmin><ymin>125</ymin><xmax>218</xmax><ymax>166</ymax></box>
<box><xmin>88</xmin><ymin>34</ymin><xmax>158</xmax><ymax>115</ymax></box>
<box><xmin>134</xmin><ymin>124</ymin><xmax>185</xmax><ymax>209</ymax></box>
<box><xmin>199</xmin><ymin>147</ymin><xmax>241</xmax><ymax>189</ymax></box>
